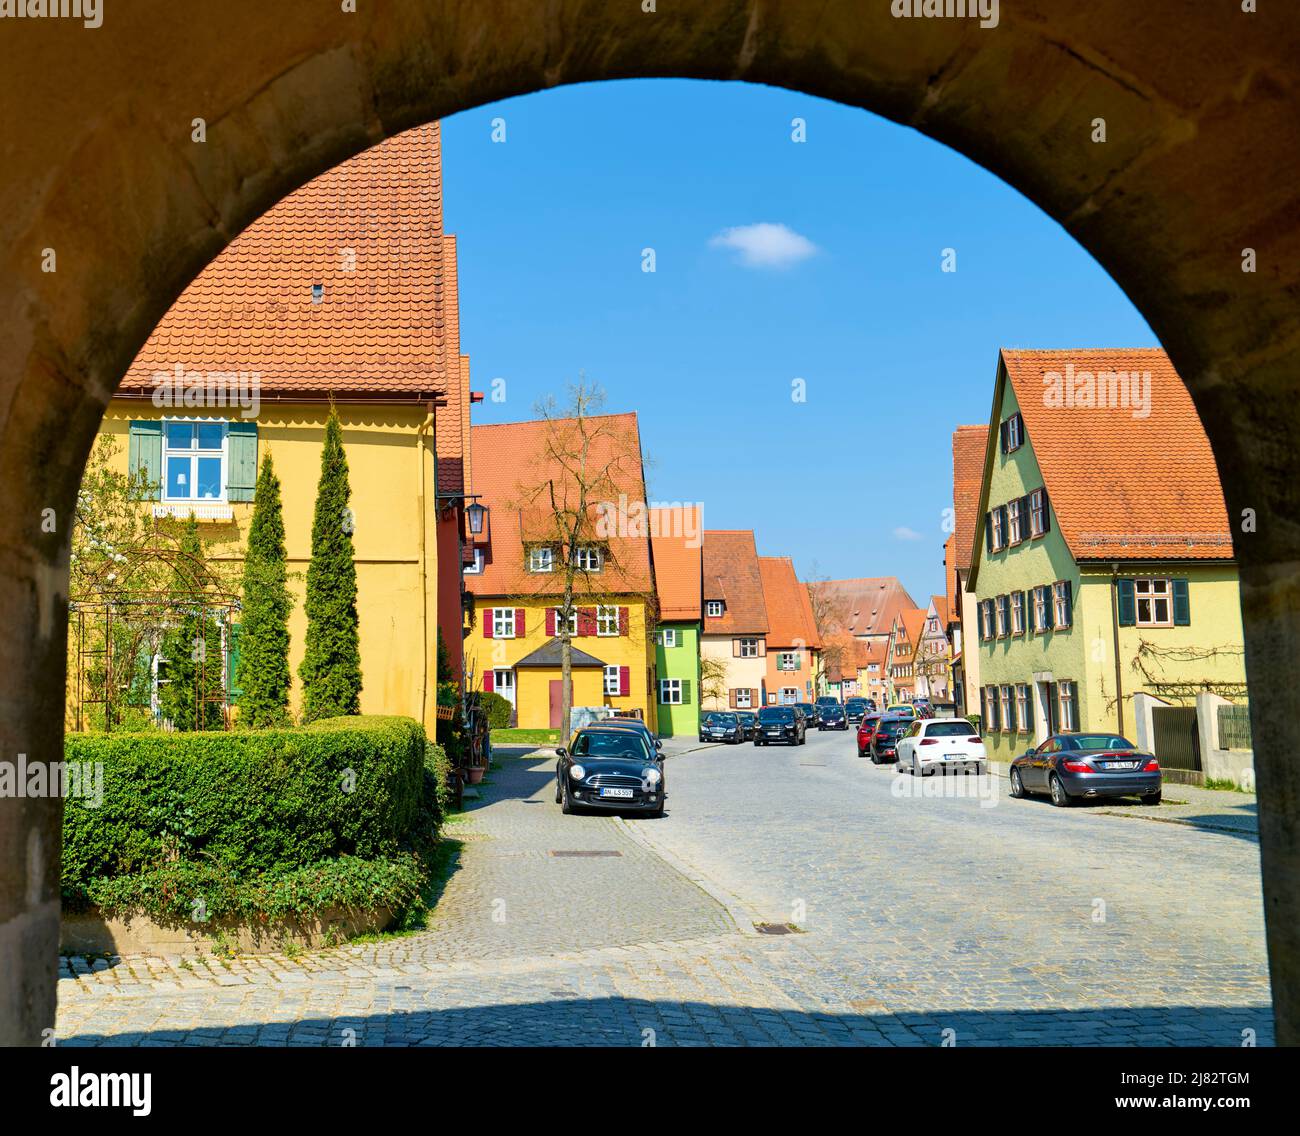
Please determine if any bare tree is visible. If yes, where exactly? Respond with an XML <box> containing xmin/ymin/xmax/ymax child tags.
<box><xmin>805</xmin><ymin>565</ymin><xmax>846</xmax><ymax>695</ymax></box>
<box><xmin>510</xmin><ymin>379</ymin><xmax>648</xmax><ymax>739</ymax></box>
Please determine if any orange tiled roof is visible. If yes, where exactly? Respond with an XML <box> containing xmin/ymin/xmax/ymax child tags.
<box><xmin>650</xmin><ymin>506</ymin><xmax>703</xmax><ymax>622</ymax></box>
<box><xmin>900</xmin><ymin>607</ymin><xmax>928</xmax><ymax>654</ymax></box>
<box><xmin>943</xmin><ymin>534</ymin><xmax>958</xmax><ymax>623</ymax></box>
<box><xmin>121</xmin><ymin>123</ymin><xmax>470</xmax><ymax>492</ymax></box>
<box><xmin>952</xmin><ymin>425</ymin><xmax>988</xmax><ymax>572</ymax></box>
<box><xmin>703</xmin><ymin>531</ymin><xmax>769</xmax><ymax>635</ymax></box>
<box><xmin>465</xmin><ymin>413</ymin><xmax>653</xmax><ymax>598</ymax></box>
<box><xmin>758</xmin><ymin>557</ymin><xmax>821</xmax><ymax>649</ymax></box>
<box><xmin>929</xmin><ymin>594</ymin><xmax>949</xmax><ymax>627</ymax></box>
<box><xmin>815</xmin><ymin>578</ymin><xmax>918</xmax><ymax>638</ymax></box>
<box><xmin>1000</xmin><ymin>349</ymin><xmax>1232</xmax><ymax>562</ymax></box>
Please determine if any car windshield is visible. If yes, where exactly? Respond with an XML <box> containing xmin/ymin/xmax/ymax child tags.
<box><xmin>1072</xmin><ymin>734</ymin><xmax>1136</xmax><ymax>751</ymax></box>
<box><xmin>846</xmin><ymin>700</ymin><xmax>866</xmax><ymax>709</ymax></box>
<box><xmin>823</xmin><ymin>705</ymin><xmax>843</xmax><ymax>714</ymax></box>
<box><xmin>759</xmin><ymin>708</ymin><xmax>794</xmax><ymax>723</ymax></box>
<box><xmin>817</xmin><ymin>698</ymin><xmax>838</xmax><ymax>706</ymax></box>
<box><xmin>924</xmin><ymin>721</ymin><xmax>977</xmax><ymax>737</ymax></box>
<box><xmin>878</xmin><ymin>720</ymin><xmax>908</xmax><ymax>736</ymax></box>
<box><xmin>708</xmin><ymin>714</ymin><xmax>738</xmax><ymax>726</ymax></box>
<box><xmin>570</xmin><ymin>732</ymin><xmax>650</xmax><ymax>761</ymax></box>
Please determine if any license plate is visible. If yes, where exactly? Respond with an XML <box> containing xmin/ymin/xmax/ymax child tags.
<box><xmin>599</xmin><ymin>787</ymin><xmax>635</xmax><ymax>799</ymax></box>
<box><xmin>1103</xmin><ymin>761</ymin><xmax>1137</xmax><ymax>770</ymax></box>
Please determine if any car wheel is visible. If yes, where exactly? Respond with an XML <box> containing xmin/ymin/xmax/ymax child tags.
<box><xmin>1141</xmin><ymin>791</ymin><xmax>1162</xmax><ymax>806</ymax></box>
<box><xmin>1048</xmin><ymin>773</ymin><xmax>1073</xmax><ymax>807</ymax></box>
<box><xmin>1009</xmin><ymin>769</ymin><xmax>1025</xmax><ymax>798</ymax></box>
<box><xmin>554</xmin><ymin>777</ymin><xmax>563</xmax><ymax>804</ymax></box>
<box><xmin>561</xmin><ymin>783</ymin><xmax>577</xmax><ymax>815</ymax></box>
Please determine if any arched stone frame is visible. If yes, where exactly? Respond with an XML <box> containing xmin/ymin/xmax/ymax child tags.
<box><xmin>2</xmin><ymin>1</ymin><xmax>1298</xmax><ymax>1045</ymax></box>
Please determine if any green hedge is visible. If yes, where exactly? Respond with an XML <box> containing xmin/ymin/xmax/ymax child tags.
<box><xmin>62</xmin><ymin>716</ymin><xmax>430</xmax><ymax>913</ymax></box>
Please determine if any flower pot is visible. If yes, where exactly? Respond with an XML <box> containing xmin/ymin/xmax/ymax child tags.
<box><xmin>466</xmin><ymin>766</ymin><xmax>485</xmax><ymax>785</ymax></box>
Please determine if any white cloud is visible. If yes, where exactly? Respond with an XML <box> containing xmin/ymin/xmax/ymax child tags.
<box><xmin>892</xmin><ymin>526</ymin><xmax>923</xmax><ymax>542</ymax></box>
<box><xmin>708</xmin><ymin>222</ymin><xmax>818</xmax><ymax>269</ymax></box>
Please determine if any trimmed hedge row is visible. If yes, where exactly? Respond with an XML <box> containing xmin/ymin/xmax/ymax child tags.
<box><xmin>62</xmin><ymin>716</ymin><xmax>428</xmax><ymax>909</ymax></box>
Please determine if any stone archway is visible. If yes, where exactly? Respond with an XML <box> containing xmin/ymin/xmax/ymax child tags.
<box><xmin>3</xmin><ymin>2</ymin><xmax>1298</xmax><ymax>1046</ymax></box>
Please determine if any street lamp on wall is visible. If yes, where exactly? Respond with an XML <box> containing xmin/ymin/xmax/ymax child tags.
<box><xmin>466</xmin><ymin>501</ymin><xmax>487</xmax><ymax>535</ymax></box>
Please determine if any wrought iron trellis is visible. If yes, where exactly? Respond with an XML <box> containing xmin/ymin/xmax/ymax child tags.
<box><xmin>69</xmin><ymin>545</ymin><xmax>240</xmax><ymax>732</ymax></box>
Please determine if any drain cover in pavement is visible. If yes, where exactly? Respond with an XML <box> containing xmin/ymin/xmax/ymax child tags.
<box><xmin>550</xmin><ymin>850</ymin><xmax>623</xmax><ymax>857</ymax></box>
<box><xmin>754</xmin><ymin>922</ymin><xmax>802</xmax><ymax>935</ymax></box>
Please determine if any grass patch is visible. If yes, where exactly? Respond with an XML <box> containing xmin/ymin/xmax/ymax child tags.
<box><xmin>1203</xmin><ymin>777</ymin><xmax>1251</xmax><ymax>793</ymax></box>
<box><xmin>492</xmin><ymin>728</ymin><xmax>560</xmax><ymax>746</ymax></box>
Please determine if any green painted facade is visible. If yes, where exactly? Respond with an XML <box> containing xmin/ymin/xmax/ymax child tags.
<box><xmin>971</xmin><ymin>367</ymin><xmax>1247</xmax><ymax>764</ymax></box>
<box><xmin>654</xmin><ymin>621</ymin><xmax>701</xmax><ymax>736</ymax></box>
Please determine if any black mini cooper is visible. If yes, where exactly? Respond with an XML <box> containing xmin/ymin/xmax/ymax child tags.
<box><xmin>555</xmin><ymin>725</ymin><xmax>665</xmax><ymax>816</ymax></box>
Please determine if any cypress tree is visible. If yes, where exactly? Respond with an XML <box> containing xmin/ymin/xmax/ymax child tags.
<box><xmin>236</xmin><ymin>453</ymin><xmax>292</xmax><ymax>726</ymax></box>
<box><xmin>299</xmin><ymin>405</ymin><xmax>362</xmax><ymax>720</ymax></box>
<box><xmin>158</xmin><ymin>517</ymin><xmax>226</xmax><ymax>730</ymax></box>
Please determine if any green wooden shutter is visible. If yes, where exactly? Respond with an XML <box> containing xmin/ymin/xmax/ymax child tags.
<box><xmin>1022</xmin><ymin>685</ymin><xmax>1034</xmax><ymax>733</ymax></box>
<box><xmin>128</xmin><ymin>420</ymin><xmax>163</xmax><ymax>501</ymax></box>
<box><xmin>1117</xmin><ymin>578</ymin><xmax>1136</xmax><ymax>625</ymax></box>
<box><xmin>226</xmin><ymin>421</ymin><xmax>258</xmax><ymax>502</ymax></box>
<box><xmin>1041</xmin><ymin>586</ymin><xmax>1054</xmax><ymax>630</ymax></box>
<box><xmin>1006</xmin><ymin>687</ymin><xmax>1017</xmax><ymax>732</ymax></box>
<box><xmin>1172</xmin><ymin>579</ymin><xmax>1191</xmax><ymax>625</ymax></box>
<box><xmin>681</xmin><ymin>679</ymin><xmax>692</xmax><ymax>705</ymax></box>
<box><xmin>228</xmin><ymin>622</ymin><xmax>242</xmax><ymax>700</ymax></box>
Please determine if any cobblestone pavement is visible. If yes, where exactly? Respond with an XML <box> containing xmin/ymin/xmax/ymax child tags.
<box><xmin>54</xmin><ymin>735</ymin><xmax>1274</xmax><ymax>1046</ymax></box>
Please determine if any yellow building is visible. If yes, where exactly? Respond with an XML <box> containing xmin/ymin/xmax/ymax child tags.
<box><xmin>76</xmin><ymin>124</ymin><xmax>472</xmax><ymax>736</ymax></box>
<box><xmin>463</xmin><ymin>414</ymin><xmax>657</xmax><ymax>730</ymax></box>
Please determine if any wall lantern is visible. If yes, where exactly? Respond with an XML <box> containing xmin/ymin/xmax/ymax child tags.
<box><xmin>466</xmin><ymin>502</ymin><xmax>487</xmax><ymax>535</ymax></box>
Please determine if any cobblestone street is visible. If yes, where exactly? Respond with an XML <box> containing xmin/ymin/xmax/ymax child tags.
<box><xmin>55</xmin><ymin>737</ymin><xmax>1274</xmax><ymax>1046</ymax></box>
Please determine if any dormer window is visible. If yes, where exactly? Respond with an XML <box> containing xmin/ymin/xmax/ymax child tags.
<box><xmin>572</xmin><ymin>545</ymin><xmax>603</xmax><ymax>573</ymax></box>
<box><xmin>311</xmin><ymin>283</ymin><xmax>324</xmax><ymax>304</ymax></box>
<box><xmin>463</xmin><ymin>548</ymin><xmax>485</xmax><ymax>575</ymax></box>
<box><xmin>527</xmin><ymin>546</ymin><xmax>554</xmax><ymax>573</ymax></box>
<box><xmin>706</xmin><ymin>600</ymin><xmax>724</xmax><ymax>618</ymax></box>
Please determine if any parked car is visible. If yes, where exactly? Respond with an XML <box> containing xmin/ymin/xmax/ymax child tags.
<box><xmin>699</xmin><ymin>711</ymin><xmax>745</xmax><ymax>744</ymax></box>
<box><xmin>866</xmin><ymin>698</ymin><xmax>878</xmax><ymax>712</ymax></box>
<box><xmin>819</xmin><ymin>703</ymin><xmax>848</xmax><ymax>731</ymax></box>
<box><xmin>856</xmin><ymin>712</ymin><xmax>883</xmax><ymax>757</ymax></box>
<box><xmin>895</xmin><ymin>718</ymin><xmax>987</xmax><ymax>775</ymax></box>
<box><xmin>555</xmin><ymin>725</ymin><xmax>664</xmax><ymax>815</ymax></box>
<box><xmin>844</xmin><ymin>697</ymin><xmax>869</xmax><ymax>723</ymax></box>
<box><xmin>815</xmin><ymin>695</ymin><xmax>841</xmax><ymax>709</ymax></box>
<box><xmin>867</xmin><ymin>714</ymin><xmax>911</xmax><ymax>763</ymax></box>
<box><xmin>599</xmin><ymin>715</ymin><xmax>663</xmax><ymax>758</ymax></box>
<box><xmin>754</xmin><ymin>705</ymin><xmax>806</xmax><ymax>746</ymax></box>
<box><xmin>886</xmin><ymin>704</ymin><xmax>916</xmax><ymax>720</ymax></box>
<box><xmin>796</xmin><ymin>701</ymin><xmax>821</xmax><ymax>727</ymax></box>
<box><xmin>735</xmin><ymin>710</ymin><xmax>758</xmax><ymax>740</ymax></box>
<box><xmin>1010</xmin><ymin>733</ymin><xmax>1162</xmax><ymax>807</ymax></box>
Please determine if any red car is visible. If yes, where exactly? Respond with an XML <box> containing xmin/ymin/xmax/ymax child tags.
<box><xmin>856</xmin><ymin>713</ymin><xmax>883</xmax><ymax>757</ymax></box>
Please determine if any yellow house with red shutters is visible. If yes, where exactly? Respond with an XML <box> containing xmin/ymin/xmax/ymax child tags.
<box><xmin>463</xmin><ymin>414</ymin><xmax>658</xmax><ymax>730</ymax></box>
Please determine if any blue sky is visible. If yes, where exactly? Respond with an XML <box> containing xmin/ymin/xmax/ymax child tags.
<box><xmin>442</xmin><ymin>79</ymin><xmax>1158</xmax><ymax>604</ymax></box>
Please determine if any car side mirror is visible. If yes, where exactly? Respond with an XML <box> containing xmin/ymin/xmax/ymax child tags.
<box><xmin>556</xmin><ymin>747</ymin><xmax>568</xmax><ymax>758</ymax></box>
<box><xmin>655</xmin><ymin>738</ymin><xmax>663</xmax><ymax>749</ymax></box>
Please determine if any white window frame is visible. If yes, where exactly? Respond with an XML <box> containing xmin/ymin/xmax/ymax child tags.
<box><xmin>1059</xmin><ymin>681</ymin><xmax>1077</xmax><ymax>732</ymax></box>
<box><xmin>604</xmin><ymin>665</ymin><xmax>621</xmax><ymax>696</ymax></box>
<box><xmin>1005</xmin><ymin>413</ymin><xmax>1023</xmax><ymax>452</ymax></box>
<box><xmin>1008</xmin><ymin>497</ymin><xmax>1024</xmax><ymax>544</ymax></box>
<box><xmin>659</xmin><ymin>678</ymin><xmax>682</xmax><ymax>705</ymax></box>
<box><xmin>734</xmin><ymin>688</ymin><xmax>754</xmax><ymax>709</ymax></box>
<box><xmin>573</xmin><ymin>545</ymin><xmax>604</xmax><ymax>573</ymax></box>
<box><xmin>596</xmin><ymin>604</ymin><xmax>619</xmax><ymax>637</ymax></box>
<box><xmin>1000</xmin><ymin>685</ymin><xmax>1014</xmax><ymax>732</ymax></box>
<box><xmin>778</xmin><ymin>651</ymin><xmax>798</xmax><ymax>671</ymax></box>
<box><xmin>1029</xmin><ymin>488</ymin><xmax>1046</xmax><ymax>537</ymax></box>
<box><xmin>1033</xmin><ymin>586</ymin><xmax>1049</xmax><ymax>631</ymax></box>
<box><xmin>1011</xmin><ymin>591</ymin><xmax>1025</xmax><ymax>636</ymax></box>
<box><xmin>1135</xmin><ymin>578</ymin><xmax>1173</xmax><ymax>627</ymax></box>
<box><xmin>996</xmin><ymin>595</ymin><xmax>1009</xmax><ymax>638</ymax></box>
<box><xmin>1053</xmin><ymin>581</ymin><xmax>1072</xmax><ymax>628</ymax></box>
<box><xmin>464</xmin><ymin>548</ymin><xmax>485</xmax><ymax>575</ymax></box>
<box><xmin>162</xmin><ymin>419</ymin><xmax>229</xmax><ymax>504</ymax></box>
<box><xmin>1015</xmin><ymin>684</ymin><xmax>1030</xmax><ymax>732</ymax></box>
<box><xmin>660</xmin><ymin>628</ymin><xmax>678</xmax><ymax>648</ymax></box>
<box><xmin>779</xmin><ymin>687</ymin><xmax>799</xmax><ymax>705</ymax></box>
<box><xmin>991</xmin><ymin>508</ymin><xmax>1005</xmax><ymax>550</ymax></box>
<box><xmin>706</xmin><ymin>600</ymin><xmax>724</xmax><ymax>618</ymax></box>
<box><xmin>493</xmin><ymin>669</ymin><xmax>516</xmax><ymax>704</ymax></box>
<box><xmin>739</xmin><ymin>638</ymin><xmax>759</xmax><ymax>658</ymax></box>
<box><xmin>493</xmin><ymin>608</ymin><xmax>516</xmax><ymax>638</ymax></box>
<box><xmin>527</xmin><ymin>546</ymin><xmax>554</xmax><ymax>573</ymax></box>
<box><xmin>553</xmin><ymin>607</ymin><xmax>578</xmax><ymax>636</ymax></box>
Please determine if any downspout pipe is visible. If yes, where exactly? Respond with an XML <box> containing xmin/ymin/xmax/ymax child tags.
<box><xmin>417</xmin><ymin>404</ymin><xmax>435</xmax><ymax>729</ymax></box>
<box><xmin>1110</xmin><ymin>564</ymin><xmax>1125</xmax><ymax>735</ymax></box>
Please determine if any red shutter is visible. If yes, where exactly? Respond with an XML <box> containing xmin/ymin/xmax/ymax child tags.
<box><xmin>483</xmin><ymin>608</ymin><xmax>494</xmax><ymax>638</ymax></box>
<box><xmin>515</xmin><ymin>608</ymin><xmax>525</xmax><ymax>636</ymax></box>
<box><xmin>546</xmin><ymin>608</ymin><xmax>556</xmax><ymax>636</ymax></box>
<box><xmin>579</xmin><ymin>607</ymin><xmax>597</xmax><ymax>636</ymax></box>
<box><xmin>618</xmin><ymin>607</ymin><xmax>629</xmax><ymax>635</ymax></box>
<box><xmin>483</xmin><ymin>670</ymin><xmax>494</xmax><ymax>692</ymax></box>
<box><xmin>618</xmin><ymin>666</ymin><xmax>630</xmax><ymax>697</ymax></box>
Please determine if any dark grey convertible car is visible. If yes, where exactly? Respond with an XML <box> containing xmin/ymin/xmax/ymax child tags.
<box><xmin>1009</xmin><ymin>732</ymin><xmax>1161</xmax><ymax>806</ymax></box>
